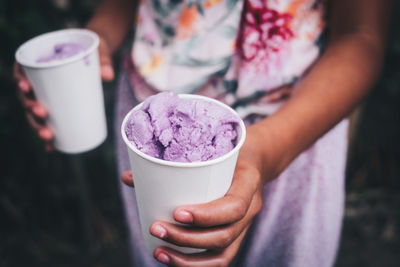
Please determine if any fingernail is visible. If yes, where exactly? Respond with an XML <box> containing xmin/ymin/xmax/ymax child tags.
<box><xmin>45</xmin><ymin>144</ymin><xmax>55</xmax><ymax>153</ymax></box>
<box><xmin>156</xmin><ymin>252</ymin><xmax>170</xmax><ymax>264</ymax></box>
<box><xmin>101</xmin><ymin>65</ymin><xmax>114</xmax><ymax>78</ymax></box>
<box><xmin>39</xmin><ymin>129</ymin><xmax>48</xmax><ymax>140</ymax></box>
<box><xmin>18</xmin><ymin>81</ymin><xmax>29</xmax><ymax>92</ymax></box>
<box><xmin>152</xmin><ymin>224</ymin><xmax>167</xmax><ymax>239</ymax></box>
<box><xmin>32</xmin><ymin>105</ymin><xmax>44</xmax><ymax>117</ymax></box>
<box><xmin>175</xmin><ymin>209</ymin><xmax>193</xmax><ymax>223</ymax></box>
<box><xmin>39</xmin><ymin>128</ymin><xmax>53</xmax><ymax>140</ymax></box>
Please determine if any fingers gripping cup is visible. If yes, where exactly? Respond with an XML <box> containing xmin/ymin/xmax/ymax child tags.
<box><xmin>121</xmin><ymin>92</ymin><xmax>246</xmax><ymax>254</ymax></box>
<box><xmin>15</xmin><ymin>29</ymin><xmax>107</xmax><ymax>153</ymax></box>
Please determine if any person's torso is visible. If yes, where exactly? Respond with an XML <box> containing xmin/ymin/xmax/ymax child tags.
<box><xmin>130</xmin><ymin>0</ymin><xmax>326</xmax><ymax>121</ymax></box>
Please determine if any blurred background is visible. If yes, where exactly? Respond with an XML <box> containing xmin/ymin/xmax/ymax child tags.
<box><xmin>1</xmin><ymin>0</ymin><xmax>399</xmax><ymax>266</ymax></box>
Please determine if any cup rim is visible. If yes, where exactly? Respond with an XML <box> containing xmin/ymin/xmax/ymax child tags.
<box><xmin>121</xmin><ymin>94</ymin><xmax>247</xmax><ymax>168</ymax></box>
<box><xmin>15</xmin><ymin>28</ymin><xmax>99</xmax><ymax>69</ymax></box>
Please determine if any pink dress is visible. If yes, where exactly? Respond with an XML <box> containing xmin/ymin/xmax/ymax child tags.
<box><xmin>115</xmin><ymin>0</ymin><xmax>349</xmax><ymax>266</ymax></box>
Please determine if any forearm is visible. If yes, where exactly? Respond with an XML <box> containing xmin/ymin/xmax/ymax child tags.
<box><xmin>86</xmin><ymin>0</ymin><xmax>137</xmax><ymax>54</ymax></box>
<box><xmin>260</xmin><ymin>35</ymin><xmax>384</xmax><ymax>175</ymax></box>
<box><xmin>247</xmin><ymin>0</ymin><xmax>393</xmax><ymax>182</ymax></box>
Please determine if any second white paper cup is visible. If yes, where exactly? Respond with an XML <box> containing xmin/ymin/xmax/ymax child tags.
<box><xmin>15</xmin><ymin>29</ymin><xmax>107</xmax><ymax>154</ymax></box>
<box><xmin>121</xmin><ymin>94</ymin><xmax>246</xmax><ymax>254</ymax></box>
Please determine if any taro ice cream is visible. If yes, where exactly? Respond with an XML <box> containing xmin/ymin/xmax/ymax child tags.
<box><xmin>36</xmin><ymin>42</ymin><xmax>85</xmax><ymax>63</ymax></box>
<box><xmin>125</xmin><ymin>92</ymin><xmax>240</xmax><ymax>163</ymax></box>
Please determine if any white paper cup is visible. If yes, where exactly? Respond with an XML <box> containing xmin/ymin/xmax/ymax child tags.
<box><xmin>15</xmin><ymin>29</ymin><xmax>107</xmax><ymax>154</ymax></box>
<box><xmin>121</xmin><ymin>94</ymin><xmax>246</xmax><ymax>254</ymax></box>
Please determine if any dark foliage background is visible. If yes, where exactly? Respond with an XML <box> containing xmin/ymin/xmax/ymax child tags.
<box><xmin>0</xmin><ymin>0</ymin><xmax>399</xmax><ymax>266</ymax></box>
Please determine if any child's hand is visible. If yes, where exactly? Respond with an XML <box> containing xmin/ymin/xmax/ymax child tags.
<box><xmin>121</xmin><ymin>125</ymin><xmax>273</xmax><ymax>266</ymax></box>
<box><xmin>97</xmin><ymin>35</ymin><xmax>115</xmax><ymax>81</ymax></box>
<box><xmin>13</xmin><ymin>62</ymin><xmax>54</xmax><ymax>151</ymax></box>
<box><xmin>13</xmin><ymin>34</ymin><xmax>114</xmax><ymax>151</ymax></box>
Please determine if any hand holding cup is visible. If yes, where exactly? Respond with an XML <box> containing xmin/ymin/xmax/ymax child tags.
<box><xmin>14</xmin><ymin>29</ymin><xmax>113</xmax><ymax>153</ymax></box>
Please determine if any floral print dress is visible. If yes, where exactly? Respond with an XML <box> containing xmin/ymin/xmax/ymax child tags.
<box><xmin>129</xmin><ymin>0</ymin><xmax>326</xmax><ymax>121</ymax></box>
<box><xmin>116</xmin><ymin>0</ymin><xmax>349</xmax><ymax>266</ymax></box>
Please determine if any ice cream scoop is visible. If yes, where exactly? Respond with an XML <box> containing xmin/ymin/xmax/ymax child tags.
<box><xmin>36</xmin><ymin>42</ymin><xmax>85</xmax><ymax>63</ymax></box>
<box><xmin>125</xmin><ymin>92</ymin><xmax>240</xmax><ymax>162</ymax></box>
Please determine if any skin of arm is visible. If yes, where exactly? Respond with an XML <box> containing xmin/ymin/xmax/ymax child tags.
<box><xmin>254</xmin><ymin>0</ymin><xmax>394</xmax><ymax>180</ymax></box>
<box><xmin>139</xmin><ymin>0</ymin><xmax>394</xmax><ymax>266</ymax></box>
<box><xmin>86</xmin><ymin>0</ymin><xmax>137</xmax><ymax>54</ymax></box>
<box><xmin>86</xmin><ymin>0</ymin><xmax>138</xmax><ymax>80</ymax></box>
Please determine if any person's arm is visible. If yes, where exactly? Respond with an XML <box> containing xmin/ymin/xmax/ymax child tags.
<box><xmin>120</xmin><ymin>0</ymin><xmax>393</xmax><ymax>266</ymax></box>
<box><xmin>255</xmin><ymin>0</ymin><xmax>394</xmax><ymax>179</ymax></box>
<box><xmin>86</xmin><ymin>0</ymin><xmax>137</xmax><ymax>54</ymax></box>
<box><xmin>85</xmin><ymin>0</ymin><xmax>137</xmax><ymax>80</ymax></box>
<box><xmin>13</xmin><ymin>0</ymin><xmax>137</xmax><ymax>149</ymax></box>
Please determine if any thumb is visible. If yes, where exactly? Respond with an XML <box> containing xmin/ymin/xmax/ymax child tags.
<box><xmin>121</xmin><ymin>170</ymin><xmax>135</xmax><ymax>187</ymax></box>
<box><xmin>98</xmin><ymin>37</ymin><xmax>115</xmax><ymax>81</ymax></box>
<box><xmin>101</xmin><ymin>64</ymin><xmax>115</xmax><ymax>81</ymax></box>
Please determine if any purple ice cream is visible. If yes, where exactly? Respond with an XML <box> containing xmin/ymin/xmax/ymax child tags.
<box><xmin>125</xmin><ymin>92</ymin><xmax>240</xmax><ymax>163</ymax></box>
<box><xmin>36</xmin><ymin>42</ymin><xmax>85</xmax><ymax>63</ymax></box>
